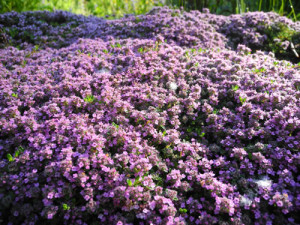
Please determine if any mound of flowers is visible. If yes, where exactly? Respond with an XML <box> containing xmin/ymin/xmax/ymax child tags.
<box><xmin>0</xmin><ymin>7</ymin><xmax>299</xmax><ymax>225</ymax></box>
<box><xmin>1</xmin><ymin>7</ymin><xmax>300</xmax><ymax>57</ymax></box>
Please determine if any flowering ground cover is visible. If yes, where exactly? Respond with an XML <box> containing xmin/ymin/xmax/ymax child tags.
<box><xmin>0</xmin><ymin>7</ymin><xmax>299</xmax><ymax>225</ymax></box>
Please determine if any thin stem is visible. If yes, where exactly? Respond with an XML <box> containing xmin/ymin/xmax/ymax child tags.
<box><xmin>289</xmin><ymin>0</ymin><xmax>297</xmax><ymax>21</ymax></box>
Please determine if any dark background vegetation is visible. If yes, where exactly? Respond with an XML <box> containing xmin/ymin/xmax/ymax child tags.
<box><xmin>0</xmin><ymin>0</ymin><xmax>300</xmax><ymax>20</ymax></box>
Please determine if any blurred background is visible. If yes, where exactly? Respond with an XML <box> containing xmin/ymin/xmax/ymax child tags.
<box><xmin>0</xmin><ymin>0</ymin><xmax>300</xmax><ymax>20</ymax></box>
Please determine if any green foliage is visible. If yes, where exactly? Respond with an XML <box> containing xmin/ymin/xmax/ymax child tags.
<box><xmin>154</xmin><ymin>41</ymin><xmax>161</xmax><ymax>51</ymax></box>
<box><xmin>62</xmin><ymin>203</ymin><xmax>70</xmax><ymax>210</ymax></box>
<box><xmin>8</xmin><ymin>28</ymin><xmax>18</xmax><ymax>39</ymax></box>
<box><xmin>83</xmin><ymin>95</ymin><xmax>95</xmax><ymax>103</ymax></box>
<box><xmin>112</xmin><ymin>122</ymin><xmax>119</xmax><ymax>129</ymax></box>
<box><xmin>236</xmin><ymin>0</ymin><xmax>247</xmax><ymax>14</ymax></box>
<box><xmin>162</xmin><ymin>130</ymin><xmax>167</xmax><ymax>137</ymax></box>
<box><xmin>152</xmin><ymin>174</ymin><xmax>164</xmax><ymax>186</ymax></box>
<box><xmin>15</xmin><ymin>146</ymin><xmax>24</xmax><ymax>157</ymax></box>
<box><xmin>85</xmin><ymin>0</ymin><xmax>163</xmax><ymax>18</ymax></box>
<box><xmin>179</xmin><ymin>208</ymin><xmax>188</xmax><ymax>213</ymax></box>
<box><xmin>6</xmin><ymin>146</ymin><xmax>24</xmax><ymax>162</ymax></box>
<box><xmin>0</xmin><ymin>0</ymin><xmax>40</xmax><ymax>13</ymax></box>
<box><xmin>0</xmin><ymin>0</ymin><xmax>161</xmax><ymax>17</ymax></box>
<box><xmin>33</xmin><ymin>45</ymin><xmax>39</xmax><ymax>51</ymax></box>
<box><xmin>239</xmin><ymin>96</ymin><xmax>247</xmax><ymax>104</ymax></box>
<box><xmin>1</xmin><ymin>0</ymin><xmax>299</xmax><ymax>21</ymax></box>
<box><xmin>184</xmin><ymin>51</ymin><xmax>190</xmax><ymax>59</ymax></box>
<box><xmin>269</xmin><ymin>22</ymin><xmax>295</xmax><ymax>40</ymax></box>
<box><xmin>167</xmin><ymin>0</ymin><xmax>299</xmax><ymax>20</ymax></box>
<box><xmin>199</xmin><ymin>132</ymin><xmax>205</xmax><ymax>137</ymax></box>
<box><xmin>248</xmin><ymin>152</ymin><xmax>252</xmax><ymax>159</ymax></box>
<box><xmin>253</xmin><ymin>67</ymin><xmax>266</xmax><ymax>74</ymax></box>
<box><xmin>138</xmin><ymin>47</ymin><xmax>145</xmax><ymax>53</ymax></box>
<box><xmin>110</xmin><ymin>42</ymin><xmax>122</xmax><ymax>48</ymax></box>
<box><xmin>133</xmin><ymin>176</ymin><xmax>141</xmax><ymax>186</ymax></box>
<box><xmin>6</xmin><ymin>153</ymin><xmax>13</xmax><ymax>162</ymax></box>
<box><xmin>288</xmin><ymin>0</ymin><xmax>297</xmax><ymax>21</ymax></box>
<box><xmin>232</xmin><ymin>85</ymin><xmax>239</xmax><ymax>91</ymax></box>
<box><xmin>263</xmin><ymin>22</ymin><xmax>300</xmax><ymax>61</ymax></box>
<box><xmin>42</xmin><ymin>0</ymin><xmax>88</xmax><ymax>15</ymax></box>
<box><xmin>126</xmin><ymin>176</ymin><xmax>144</xmax><ymax>187</ymax></box>
<box><xmin>126</xmin><ymin>179</ymin><xmax>133</xmax><ymax>186</ymax></box>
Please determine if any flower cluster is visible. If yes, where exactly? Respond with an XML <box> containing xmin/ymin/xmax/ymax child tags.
<box><xmin>2</xmin><ymin>7</ymin><xmax>300</xmax><ymax>61</ymax></box>
<box><xmin>0</xmin><ymin>6</ymin><xmax>299</xmax><ymax>225</ymax></box>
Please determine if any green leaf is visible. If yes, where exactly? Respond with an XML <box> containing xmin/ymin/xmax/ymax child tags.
<box><xmin>14</xmin><ymin>146</ymin><xmax>24</xmax><ymax>158</ymax></box>
<box><xmin>18</xmin><ymin>146</ymin><xmax>24</xmax><ymax>153</ymax></box>
<box><xmin>127</xmin><ymin>179</ymin><xmax>133</xmax><ymax>187</ymax></box>
<box><xmin>239</xmin><ymin>96</ymin><xmax>247</xmax><ymax>104</ymax></box>
<box><xmin>14</xmin><ymin>151</ymin><xmax>20</xmax><ymax>158</ymax></box>
<box><xmin>179</xmin><ymin>208</ymin><xmax>188</xmax><ymax>213</ymax></box>
<box><xmin>248</xmin><ymin>153</ymin><xmax>252</xmax><ymax>160</ymax></box>
<box><xmin>22</xmin><ymin>60</ymin><xmax>27</xmax><ymax>68</ymax></box>
<box><xmin>198</xmin><ymin>48</ymin><xmax>205</xmax><ymax>53</ymax></box>
<box><xmin>232</xmin><ymin>85</ymin><xmax>239</xmax><ymax>91</ymax></box>
<box><xmin>84</xmin><ymin>95</ymin><xmax>95</xmax><ymax>103</ymax></box>
<box><xmin>11</xmin><ymin>93</ymin><xmax>18</xmax><ymax>98</ymax></box>
<box><xmin>184</xmin><ymin>51</ymin><xmax>190</xmax><ymax>58</ymax></box>
<box><xmin>253</xmin><ymin>67</ymin><xmax>266</xmax><ymax>74</ymax></box>
<box><xmin>112</xmin><ymin>122</ymin><xmax>119</xmax><ymax>129</ymax></box>
<box><xmin>62</xmin><ymin>203</ymin><xmax>70</xmax><ymax>210</ymax></box>
<box><xmin>7</xmin><ymin>153</ymin><xmax>13</xmax><ymax>162</ymax></box>
<box><xmin>134</xmin><ymin>176</ymin><xmax>141</xmax><ymax>186</ymax></box>
<box><xmin>115</xmin><ymin>42</ymin><xmax>121</xmax><ymax>48</ymax></box>
<box><xmin>138</xmin><ymin>47</ymin><xmax>144</xmax><ymax>53</ymax></box>
<box><xmin>160</xmin><ymin>125</ymin><xmax>166</xmax><ymax>130</ymax></box>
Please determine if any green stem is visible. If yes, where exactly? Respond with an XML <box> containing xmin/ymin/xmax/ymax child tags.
<box><xmin>289</xmin><ymin>0</ymin><xmax>297</xmax><ymax>21</ymax></box>
<box><xmin>279</xmin><ymin>0</ymin><xmax>285</xmax><ymax>15</ymax></box>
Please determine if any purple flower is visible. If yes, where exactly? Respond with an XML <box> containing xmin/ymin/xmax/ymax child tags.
<box><xmin>0</xmin><ymin>7</ymin><xmax>299</xmax><ymax>225</ymax></box>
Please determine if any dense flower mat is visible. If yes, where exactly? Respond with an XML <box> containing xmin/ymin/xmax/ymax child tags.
<box><xmin>0</xmin><ymin>7</ymin><xmax>300</xmax><ymax>225</ymax></box>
